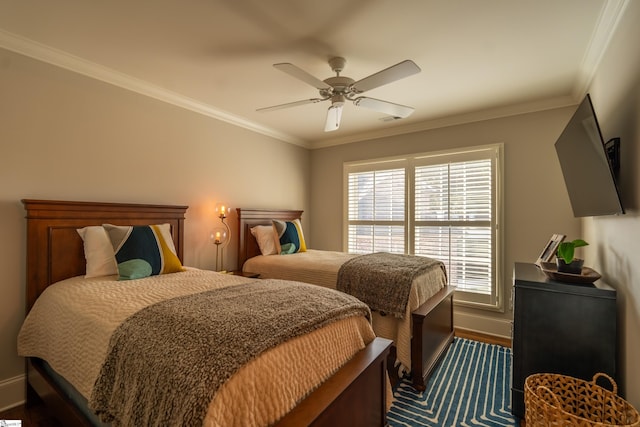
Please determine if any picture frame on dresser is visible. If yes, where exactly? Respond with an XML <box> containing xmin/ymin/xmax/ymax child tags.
<box><xmin>535</xmin><ymin>233</ymin><xmax>565</xmax><ymax>267</ymax></box>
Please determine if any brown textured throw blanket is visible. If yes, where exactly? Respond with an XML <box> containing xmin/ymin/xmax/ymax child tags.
<box><xmin>89</xmin><ymin>279</ymin><xmax>370</xmax><ymax>427</ymax></box>
<box><xmin>337</xmin><ymin>252</ymin><xmax>446</xmax><ymax>318</ymax></box>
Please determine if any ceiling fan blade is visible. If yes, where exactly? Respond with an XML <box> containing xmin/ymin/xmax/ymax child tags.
<box><xmin>324</xmin><ymin>104</ymin><xmax>343</xmax><ymax>132</ymax></box>
<box><xmin>351</xmin><ymin>60</ymin><xmax>421</xmax><ymax>94</ymax></box>
<box><xmin>274</xmin><ymin>63</ymin><xmax>333</xmax><ymax>90</ymax></box>
<box><xmin>353</xmin><ymin>97</ymin><xmax>415</xmax><ymax>118</ymax></box>
<box><xmin>257</xmin><ymin>98</ymin><xmax>326</xmax><ymax>112</ymax></box>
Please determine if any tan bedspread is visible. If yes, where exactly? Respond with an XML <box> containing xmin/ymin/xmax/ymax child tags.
<box><xmin>18</xmin><ymin>268</ymin><xmax>377</xmax><ymax>426</ymax></box>
<box><xmin>243</xmin><ymin>250</ymin><xmax>448</xmax><ymax>372</ymax></box>
<box><xmin>244</xmin><ymin>249</ymin><xmax>358</xmax><ymax>286</ymax></box>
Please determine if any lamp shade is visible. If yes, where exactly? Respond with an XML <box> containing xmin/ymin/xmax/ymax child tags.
<box><xmin>210</xmin><ymin>226</ymin><xmax>229</xmax><ymax>247</ymax></box>
<box><xmin>215</xmin><ymin>202</ymin><xmax>230</xmax><ymax>218</ymax></box>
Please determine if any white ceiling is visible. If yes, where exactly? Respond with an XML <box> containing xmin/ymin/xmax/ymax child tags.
<box><xmin>0</xmin><ymin>0</ymin><xmax>629</xmax><ymax>148</ymax></box>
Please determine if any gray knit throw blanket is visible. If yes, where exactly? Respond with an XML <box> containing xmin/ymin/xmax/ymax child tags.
<box><xmin>337</xmin><ymin>252</ymin><xmax>446</xmax><ymax>318</ymax></box>
<box><xmin>89</xmin><ymin>279</ymin><xmax>370</xmax><ymax>427</ymax></box>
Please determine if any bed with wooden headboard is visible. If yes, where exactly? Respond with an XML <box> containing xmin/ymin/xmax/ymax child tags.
<box><xmin>237</xmin><ymin>208</ymin><xmax>455</xmax><ymax>391</ymax></box>
<box><xmin>21</xmin><ymin>199</ymin><xmax>392</xmax><ymax>427</ymax></box>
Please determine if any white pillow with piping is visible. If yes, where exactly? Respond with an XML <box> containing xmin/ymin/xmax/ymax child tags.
<box><xmin>77</xmin><ymin>226</ymin><xmax>118</xmax><ymax>278</ymax></box>
<box><xmin>250</xmin><ymin>225</ymin><xmax>278</xmax><ymax>256</ymax></box>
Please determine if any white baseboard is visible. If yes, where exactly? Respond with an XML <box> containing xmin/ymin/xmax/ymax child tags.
<box><xmin>0</xmin><ymin>374</ymin><xmax>25</xmax><ymax>412</ymax></box>
<box><xmin>454</xmin><ymin>311</ymin><xmax>512</xmax><ymax>339</ymax></box>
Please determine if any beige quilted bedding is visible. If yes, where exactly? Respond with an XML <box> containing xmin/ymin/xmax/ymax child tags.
<box><xmin>243</xmin><ymin>249</ymin><xmax>448</xmax><ymax>372</ymax></box>
<box><xmin>17</xmin><ymin>268</ymin><xmax>377</xmax><ymax>426</ymax></box>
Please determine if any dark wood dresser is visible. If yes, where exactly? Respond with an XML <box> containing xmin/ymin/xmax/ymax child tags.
<box><xmin>511</xmin><ymin>262</ymin><xmax>617</xmax><ymax>419</ymax></box>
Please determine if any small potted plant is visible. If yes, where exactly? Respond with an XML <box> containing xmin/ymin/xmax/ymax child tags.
<box><xmin>556</xmin><ymin>239</ymin><xmax>589</xmax><ymax>274</ymax></box>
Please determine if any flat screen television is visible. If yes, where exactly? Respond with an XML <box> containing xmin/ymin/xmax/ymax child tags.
<box><xmin>554</xmin><ymin>94</ymin><xmax>624</xmax><ymax>217</ymax></box>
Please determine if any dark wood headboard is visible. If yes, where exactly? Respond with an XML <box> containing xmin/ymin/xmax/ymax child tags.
<box><xmin>236</xmin><ymin>208</ymin><xmax>303</xmax><ymax>269</ymax></box>
<box><xmin>22</xmin><ymin>199</ymin><xmax>188</xmax><ymax>311</ymax></box>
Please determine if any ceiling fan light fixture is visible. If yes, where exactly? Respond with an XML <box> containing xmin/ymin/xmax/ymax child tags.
<box><xmin>324</xmin><ymin>104</ymin><xmax>343</xmax><ymax>132</ymax></box>
<box><xmin>331</xmin><ymin>94</ymin><xmax>346</xmax><ymax>107</ymax></box>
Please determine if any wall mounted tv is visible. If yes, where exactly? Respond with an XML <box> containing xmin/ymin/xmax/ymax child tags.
<box><xmin>554</xmin><ymin>94</ymin><xmax>624</xmax><ymax>217</ymax></box>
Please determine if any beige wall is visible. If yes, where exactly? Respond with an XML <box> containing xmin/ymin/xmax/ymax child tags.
<box><xmin>583</xmin><ymin>0</ymin><xmax>640</xmax><ymax>408</ymax></box>
<box><xmin>0</xmin><ymin>48</ymin><xmax>310</xmax><ymax>409</ymax></box>
<box><xmin>309</xmin><ymin>108</ymin><xmax>582</xmax><ymax>336</ymax></box>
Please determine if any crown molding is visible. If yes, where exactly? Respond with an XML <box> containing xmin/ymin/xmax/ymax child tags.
<box><xmin>0</xmin><ymin>29</ymin><xmax>310</xmax><ymax>149</ymax></box>
<box><xmin>310</xmin><ymin>95</ymin><xmax>578</xmax><ymax>149</ymax></box>
<box><xmin>572</xmin><ymin>0</ymin><xmax>630</xmax><ymax>98</ymax></box>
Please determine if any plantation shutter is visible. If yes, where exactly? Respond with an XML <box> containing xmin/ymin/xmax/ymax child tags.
<box><xmin>413</xmin><ymin>157</ymin><xmax>494</xmax><ymax>302</ymax></box>
<box><xmin>347</xmin><ymin>166</ymin><xmax>405</xmax><ymax>254</ymax></box>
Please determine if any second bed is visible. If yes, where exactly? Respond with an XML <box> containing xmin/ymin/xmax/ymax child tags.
<box><xmin>237</xmin><ymin>208</ymin><xmax>455</xmax><ymax>390</ymax></box>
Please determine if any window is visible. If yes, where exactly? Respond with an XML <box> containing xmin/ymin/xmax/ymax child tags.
<box><xmin>346</xmin><ymin>162</ymin><xmax>405</xmax><ymax>254</ymax></box>
<box><xmin>344</xmin><ymin>145</ymin><xmax>502</xmax><ymax>309</ymax></box>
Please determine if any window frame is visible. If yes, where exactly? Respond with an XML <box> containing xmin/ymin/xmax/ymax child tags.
<box><xmin>343</xmin><ymin>144</ymin><xmax>504</xmax><ymax>311</ymax></box>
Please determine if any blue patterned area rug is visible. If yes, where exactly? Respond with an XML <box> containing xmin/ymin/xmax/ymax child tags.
<box><xmin>388</xmin><ymin>337</ymin><xmax>517</xmax><ymax>427</ymax></box>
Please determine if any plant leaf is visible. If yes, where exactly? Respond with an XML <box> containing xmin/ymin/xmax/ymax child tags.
<box><xmin>572</xmin><ymin>239</ymin><xmax>589</xmax><ymax>248</ymax></box>
<box><xmin>556</xmin><ymin>239</ymin><xmax>588</xmax><ymax>264</ymax></box>
<box><xmin>557</xmin><ymin>242</ymin><xmax>574</xmax><ymax>264</ymax></box>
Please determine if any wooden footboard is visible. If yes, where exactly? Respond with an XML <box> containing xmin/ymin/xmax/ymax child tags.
<box><xmin>27</xmin><ymin>338</ymin><xmax>393</xmax><ymax>427</ymax></box>
<box><xmin>277</xmin><ymin>337</ymin><xmax>392</xmax><ymax>427</ymax></box>
<box><xmin>410</xmin><ymin>285</ymin><xmax>456</xmax><ymax>391</ymax></box>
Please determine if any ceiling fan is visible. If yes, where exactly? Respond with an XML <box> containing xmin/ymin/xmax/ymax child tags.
<box><xmin>257</xmin><ymin>57</ymin><xmax>421</xmax><ymax>132</ymax></box>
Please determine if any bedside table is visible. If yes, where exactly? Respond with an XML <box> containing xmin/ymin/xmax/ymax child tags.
<box><xmin>227</xmin><ymin>270</ymin><xmax>260</xmax><ymax>278</ymax></box>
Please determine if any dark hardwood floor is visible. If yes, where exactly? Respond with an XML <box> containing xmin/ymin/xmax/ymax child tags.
<box><xmin>0</xmin><ymin>393</ymin><xmax>61</xmax><ymax>427</ymax></box>
<box><xmin>0</xmin><ymin>329</ymin><xmax>518</xmax><ymax>426</ymax></box>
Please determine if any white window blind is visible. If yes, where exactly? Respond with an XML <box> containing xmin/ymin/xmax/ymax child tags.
<box><xmin>414</xmin><ymin>159</ymin><xmax>493</xmax><ymax>299</ymax></box>
<box><xmin>344</xmin><ymin>145</ymin><xmax>502</xmax><ymax>309</ymax></box>
<box><xmin>347</xmin><ymin>167</ymin><xmax>405</xmax><ymax>254</ymax></box>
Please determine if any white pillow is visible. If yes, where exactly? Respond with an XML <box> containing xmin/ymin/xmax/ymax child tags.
<box><xmin>77</xmin><ymin>226</ymin><xmax>118</xmax><ymax>278</ymax></box>
<box><xmin>250</xmin><ymin>225</ymin><xmax>277</xmax><ymax>256</ymax></box>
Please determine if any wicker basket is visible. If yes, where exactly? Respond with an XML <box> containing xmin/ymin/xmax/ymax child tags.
<box><xmin>525</xmin><ymin>373</ymin><xmax>640</xmax><ymax>427</ymax></box>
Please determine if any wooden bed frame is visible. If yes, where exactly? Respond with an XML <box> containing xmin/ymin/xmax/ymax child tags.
<box><xmin>237</xmin><ymin>208</ymin><xmax>455</xmax><ymax>391</ymax></box>
<box><xmin>22</xmin><ymin>199</ymin><xmax>392</xmax><ymax>427</ymax></box>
